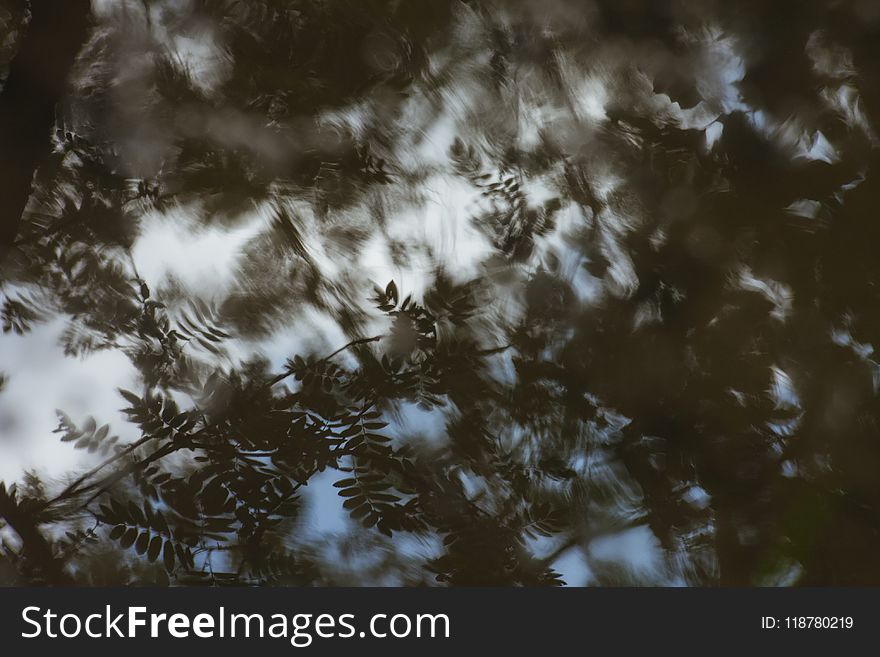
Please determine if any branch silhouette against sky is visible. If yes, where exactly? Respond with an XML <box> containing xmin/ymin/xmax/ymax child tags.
<box><xmin>2</xmin><ymin>0</ymin><xmax>880</xmax><ymax>586</ymax></box>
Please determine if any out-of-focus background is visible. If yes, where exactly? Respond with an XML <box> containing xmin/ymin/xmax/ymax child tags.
<box><xmin>2</xmin><ymin>0</ymin><xmax>880</xmax><ymax>586</ymax></box>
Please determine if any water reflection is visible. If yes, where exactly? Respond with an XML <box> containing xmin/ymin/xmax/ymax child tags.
<box><xmin>2</xmin><ymin>0</ymin><xmax>880</xmax><ymax>586</ymax></box>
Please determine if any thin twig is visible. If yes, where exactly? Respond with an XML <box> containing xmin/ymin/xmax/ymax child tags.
<box><xmin>477</xmin><ymin>343</ymin><xmax>512</xmax><ymax>356</ymax></box>
<box><xmin>45</xmin><ymin>434</ymin><xmax>155</xmax><ymax>507</ymax></box>
<box><xmin>78</xmin><ymin>439</ymin><xmax>185</xmax><ymax>509</ymax></box>
<box><xmin>263</xmin><ymin>334</ymin><xmax>383</xmax><ymax>389</ymax></box>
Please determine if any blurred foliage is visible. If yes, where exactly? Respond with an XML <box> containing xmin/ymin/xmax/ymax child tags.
<box><xmin>3</xmin><ymin>0</ymin><xmax>880</xmax><ymax>587</ymax></box>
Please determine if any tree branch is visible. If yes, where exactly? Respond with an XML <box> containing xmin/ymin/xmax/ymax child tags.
<box><xmin>44</xmin><ymin>434</ymin><xmax>157</xmax><ymax>508</ymax></box>
<box><xmin>263</xmin><ymin>334</ymin><xmax>383</xmax><ymax>389</ymax></box>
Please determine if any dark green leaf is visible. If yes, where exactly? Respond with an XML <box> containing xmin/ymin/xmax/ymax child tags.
<box><xmin>120</xmin><ymin>527</ymin><xmax>138</xmax><ymax>548</ymax></box>
<box><xmin>147</xmin><ymin>536</ymin><xmax>162</xmax><ymax>562</ymax></box>
<box><xmin>135</xmin><ymin>531</ymin><xmax>150</xmax><ymax>555</ymax></box>
<box><xmin>163</xmin><ymin>540</ymin><xmax>176</xmax><ymax>572</ymax></box>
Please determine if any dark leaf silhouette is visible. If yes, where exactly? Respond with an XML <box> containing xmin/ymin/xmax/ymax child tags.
<box><xmin>2</xmin><ymin>0</ymin><xmax>880</xmax><ymax>589</ymax></box>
